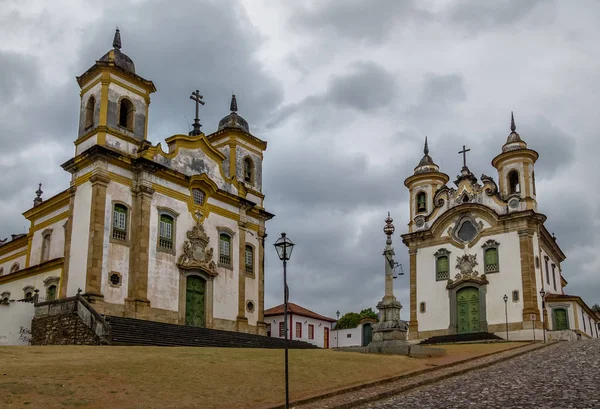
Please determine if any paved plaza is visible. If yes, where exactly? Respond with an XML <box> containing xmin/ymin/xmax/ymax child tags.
<box><xmin>360</xmin><ymin>339</ymin><xmax>600</xmax><ymax>409</ymax></box>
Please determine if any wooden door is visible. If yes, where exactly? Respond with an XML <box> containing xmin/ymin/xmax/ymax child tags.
<box><xmin>185</xmin><ymin>275</ymin><xmax>206</xmax><ymax>327</ymax></box>
<box><xmin>457</xmin><ymin>287</ymin><xmax>479</xmax><ymax>334</ymax></box>
<box><xmin>553</xmin><ymin>309</ymin><xmax>568</xmax><ymax>330</ymax></box>
<box><xmin>324</xmin><ymin>327</ymin><xmax>329</xmax><ymax>348</ymax></box>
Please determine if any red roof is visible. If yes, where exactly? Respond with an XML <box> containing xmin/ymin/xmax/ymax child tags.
<box><xmin>264</xmin><ymin>303</ymin><xmax>336</xmax><ymax>322</ymax></box>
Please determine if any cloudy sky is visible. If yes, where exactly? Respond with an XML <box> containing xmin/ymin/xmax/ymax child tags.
<box><xmin>1</xmin><ymin>0</ymin><xmax>599</xmax><ymax>318</ymax></box>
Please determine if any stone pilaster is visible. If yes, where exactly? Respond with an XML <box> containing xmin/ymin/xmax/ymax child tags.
<box><xmin>236</xmin><ymin>218</ymin><xmax>249</xmax><ymax>331</ymax></box>
<box><xmin>257</xmin><ymin>228</ymin><xmax>267</xmax><ymax>335</ymax></box>
<box><xmin>85</xmin><ymin>170</ymin><xmax>110</xmax><ymax>299</ymax></box>
<box><xmin>126</xmin><ymin>181</ymin><xmax>154</xmax><ymax>306</ymax></box>
<box><xmin>518</xmin><ymin>229</ymin><xmax>540</xmax><ymax>321</ymax></box>
<box><xmin>408</xmin><ymin>248</ymin><xmax>418</xmax><ymax>339</ymax></box>
<box><xmin>59</xmin><ymin>185</ymin><xmax>77</xmax><ymax>299</ymax></box>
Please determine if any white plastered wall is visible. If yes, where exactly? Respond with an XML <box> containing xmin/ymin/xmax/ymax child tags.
<box><xmin>66</xmin><ymin>182</ymin><xmax>92</xmax><ymax>296</ymax></box>
<box><xmin>417</xmin><ymin>230</ymin><xmax>524</xmax><ymax>333</ymax></box>
<box><xmin>29</xmin><ymin>217</ymin><xmax>67</xmax><ymax>267</ymax></box>
<box><xmin>266</xmin><ymin>314</ymin><xmax>332</xmax><ymax>348</ymax></box>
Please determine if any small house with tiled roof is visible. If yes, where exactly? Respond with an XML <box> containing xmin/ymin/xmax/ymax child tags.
<box><xmin>264</xmin><ymin>302</ymin><xmax>336</xmax><ymax>348</ymax></box>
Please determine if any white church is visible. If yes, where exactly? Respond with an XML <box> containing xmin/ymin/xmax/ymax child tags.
<box><xmin>401</xmin><ymin>117</ymin><xmax>599</xmax><ymax>341</ymax></box>
<box><xmin>0</xmin><ymin>29</ymin><xmax>272</xmax><ymax>338</ymax></box>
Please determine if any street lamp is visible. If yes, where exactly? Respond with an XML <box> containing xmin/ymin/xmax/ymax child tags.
<box><xmin>274</xmin><ymin>232</ymin><xmax>295</xmax><ymax>409</ymax></box>
<box><xmin>539</xmin><ymin>289</ymin><xmax>546</xmax><ymax>343</ymax></box>
<box><xmin>336</xmin><ymin>310</ymin><xmax>340</xmax><ymax>348</ymax></box>
<box><xmin>503</xmin><ymin>294</ymin><xmax>509</xmax><ymax>341</ymax></box>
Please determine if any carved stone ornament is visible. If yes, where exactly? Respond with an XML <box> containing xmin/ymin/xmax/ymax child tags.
<box><xmin>177</xmin><ymin>216</ymin><xmax>218</xmax><ymax>276</ymax></box>
<box><xmin>415</xmin><ymin>215</ymin><xmax>425</xmax><ymax>228</ymax></box>
<box><xmin>454</xmin><ymin>253</ymin><xmax>479</xmax><ymax>280</ymax></box>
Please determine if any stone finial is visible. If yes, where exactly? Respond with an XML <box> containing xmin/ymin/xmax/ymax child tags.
<box><xmin>424</xmin><ymin>136</ymin><xmax>429</xmax><ymax>155</ymax></box>
<box><xmin>510</xmin><ymin>111</ymin><xmax>516</xmax><ymax>132</ymax></box>
<box><xmin>33</xmin><ymin>183</ymin><xmax>43</xmax><ymax>207</ymax></box>
<box><xmin>230</xmin><ymin>94</ymin><xmax>238</xmax><ymax>113</ymax></box>
<box><xmin>113</xmin><ymin>27</ymin><xmax>122</xmax><ymax>50</ymax></box>
<box><xmin>383</xmin><ymin>212</ymin><xmax>395</xmax><ymax>237</ymax></box>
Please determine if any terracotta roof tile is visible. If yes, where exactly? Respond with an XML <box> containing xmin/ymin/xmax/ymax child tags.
<box><xmin>264</xmin><ymin>303</ymin><xmax>336</xmax><ymax>322</ymax></box>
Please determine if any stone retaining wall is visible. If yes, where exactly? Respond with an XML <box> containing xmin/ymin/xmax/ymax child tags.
<box><xmin>31</xmin><ymin>313</ymin><xmax>101</xmax><ymax>345</ymax></box>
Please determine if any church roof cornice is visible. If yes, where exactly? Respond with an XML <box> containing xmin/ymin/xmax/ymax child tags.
<box><xmin>404</xmin><ymin>171</ymin><xmax>449</xmax><ymax>188</ymax></box>
<box><xmin>540</xmin><ymin>225</ymin><xmax>566</xmax><ymax>262</ymax></box>
<box><xmin>491</xmin><ymin>147</ymin><xmax>539</xmax><ymax>168</ymax></box>
<box><xmin>22</xmin><ymin>189</ymin><xmax>70</xmax><ymax>221</ymax></box>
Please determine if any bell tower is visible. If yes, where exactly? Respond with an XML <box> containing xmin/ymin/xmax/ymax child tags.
<box><xmin>404</xmin><ymin>138</ymin><xmax>449</xmax><ymax>232</ymax></box>
<box><xmin>491</xmin><ymin>113</ymin><xmax>539</xmax><ymax>212</ymax></box>
<box><xmin>75</xmin><ymin>28</ymin><xmax>156</xmax><ymax>156</ymax></box>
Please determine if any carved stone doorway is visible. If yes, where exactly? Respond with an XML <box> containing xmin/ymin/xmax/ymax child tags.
<box><xmin>185</xmin><ymin>275</ymin><xmax>206</xmax><ymax>327</ymax></box>
<box><xmin>457</xmin><ymin>287</ymin><xmax>480</xmax><ymax>334</ymax></box>
<box><xmin>447</xmin><ymin>278</ymin><xmax>489</xmax><ymax>335</ymax></box>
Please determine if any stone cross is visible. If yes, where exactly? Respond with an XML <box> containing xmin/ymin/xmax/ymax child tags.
<box><xmin>458</xmin><ymin>145</ymin><xmax>471</xmax><ymax>168</ymax></box>
<box><xmin>189</xmin><ymin>90</ymin><xmax>205</xmax><ymax>136</ymax></box>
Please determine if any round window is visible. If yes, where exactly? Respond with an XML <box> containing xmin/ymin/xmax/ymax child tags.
<box><xmin>246</xmin><ymin>301</ymin><xmax>255</xmax><ymax>312</ymax></box>
<box><xmin>110</xmin><ymin>273</ymin><xmax>121</xmax><ymax>286</ymax></box>
<box><xmin>457</xmin><ymin>220</ymin><xmax>477</xmax><ymax>242</ymax></box>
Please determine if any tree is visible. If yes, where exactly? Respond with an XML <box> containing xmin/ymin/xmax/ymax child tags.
<box><xmin>335</xmin><ymin>308</ymin><xmax>379</xmax><ymax>329</ymax></box>
<box><xmin>592</xmin><ymin>304</ymin><xmax>600</xmax><ymax>314</ymax></box>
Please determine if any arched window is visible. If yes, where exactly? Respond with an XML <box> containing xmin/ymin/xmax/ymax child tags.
<box><xmin>158</xmin><ymin>214</ymin><xmax>174</xmax><ymax>250</ymax></box>
<box><xmin>192</xmin><ymin>188</ymin><xmax>205</xmax><ymax>205</ymax></box>
<box><xmin>219</xmin><ymin>234</ymin><xmax>231</xmax><ymax>266</ymax></box>
<box><xmin>10</xmin><ymin>263</ymin><xmax>19</xmax><ymax>273</ymax></box>
<box><xmin>112</xmin><ymin>204</ymin><xmax>128</xmax><ymax>241</ymax></box>
<box><xmin>23</xmin><ymin>286</ymin><xmax>34</xmax><ymax>301</ymax></box>
<box><xmin>0</xmin><ymin>267</ymin><xmax>3</xmax><ymax>276</ymax></box>
<box><xmin>532</xmin><ymin>171</ymin><xmax>536</xmax><ymax>195</ymax></box>
<box><xmin>0</xmin><ymin>292</ymin><xmax>9</xmax><ymax>304</ymax></box>
<box><xmin>40</xmin><ymin>229</ymin><xmax>52</xmax><ymax>263</ymax></box>
<box><xmin>245</xmin><ymin>244</ymin><xmax>254</xmax><ymax>275</ymax></box>
<box><xmin>434</xmin><ymin>248</ymin><xmax>450</xmax><ymax>281</ymax></box>
<box><xmin>416</xmin><ymin>192</ymin><xmax>427</xmax><ymax>213</ymax></box>
<box><xmin>46</xmin><ymin>285</ymin><xmax>57</xmax><ymax>301</ymax></box>
<box><xmin>419</xmin><ymin>302</ymin><xmax>426</xmax><ymax>313</ymax></box>
<box><xmin>85</xmin><ymin>96</ymin><xmax>95</xmax><ymax>129</ymax></box>
<box><xmin>544</xmin><ymin>256</ymin><xmax>550</xmax><ymax>284</ymax></box>
<box><xmin>551</xmin><ymin>264</ymin><xmax>557</xmax><ymax>290</ymax></box>
<box><xmin>243</xmin><ymin>157</ymin><xmax>254</xmax><ymax>184</ymax></box>
<box><xmin>118</xmin><ymin>98</ymin><xmax>134</xmax><ymax>130</ymax></box>
<box><xmin>512</xmin><ymin>290</ymin><xmax>519</xmax><ymax>302</ymax></box>
<box><xmin>508</xmin><ymin>170</ymin><xmax>520</xmax><ymax>194</ymax></box>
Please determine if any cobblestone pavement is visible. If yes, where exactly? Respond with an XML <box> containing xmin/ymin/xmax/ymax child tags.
<box><xmin>293</xmin><ymin>342</ymin><xmax>546</xmax><ymax>409</ymax></box>
<box><xmin>360</xmin><ymin>339</ymin><xmax>600</xmax><ymax>409</ymax></box>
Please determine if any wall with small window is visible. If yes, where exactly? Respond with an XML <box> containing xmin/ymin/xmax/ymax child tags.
<box><xmin>77</xmin><ymin>82</ymin><xmax>102</xmax><ymax>138</ymax></box>
<box><xmin>28</xmin><ymin>210</ymin><xmax>68</xmax><ymax>269</ymax></box>
<box><xmin>266</xmin><ymin>314</ymin><xmax>333</xmax><ymax>348</ymax></box>
<box><xmin>0</xmin><ymin>267</ymin><xmax>62</xmax><ymax>315</ymax></box>
<box><xmin>103</xmin><ymin>181</ymin><xmax>134</xmax><ymax>304</ymax></box>
<box><xmin>236</xmin><ymin>147</ymin><xmax>262</xmax><ymax>191</ymax></box>
<box><xmin>0</xmin><ymin>246</ymin><xmax>28</xmax><ymax>278</ymax></box>
<box><xmin>106</xmin><ymin>82</ymin><xmax>148</xmax><ymax>141</ymax></box>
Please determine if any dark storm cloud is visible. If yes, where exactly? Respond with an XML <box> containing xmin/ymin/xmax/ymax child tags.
<box><xmin>289</xmin><ymin>0</ymin><xmax>430</xmax><ymax>44</ymax></box>
<box><xmin>445</xmin><ymin>0</ymin><xmax>556</xmax><ymax>33</ymax></box>
<box><xmin>266</xmin><ymin>61</ymin><xmax>398</xmax><ymax>129</ymax></box>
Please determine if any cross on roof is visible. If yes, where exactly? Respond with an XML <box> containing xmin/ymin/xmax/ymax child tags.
<box><xmin>458</xmin><ymin>145</ymin><xmax>471</xmax><ymax>168</ymax></box>
<box><xmin>189</xmin><ymin>90</ymin><xmax>205</xmax><ymax>136</ymax></box>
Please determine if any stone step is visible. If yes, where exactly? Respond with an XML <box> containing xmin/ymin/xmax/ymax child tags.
<box><xmin>106</xmin><ymin>316</ymin><xmax>318</xmax><ymax>349</ymax></box>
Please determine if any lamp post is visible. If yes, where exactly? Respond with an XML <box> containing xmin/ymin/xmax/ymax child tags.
<box><xmin>539</xmin><ymin>289</ymin><xmax>546</xmax><ymax>343</ymax></box>
<box><xmin>503</xmin><ymin>294</ymin><xmax>509</xmax><ymax>341</ymax></box>
<box><xmin>336</xmin><ymin>310</ymin><xmax>340</xmax><ymax>348</ymax></box>
<box><xmin>274</xmin><ymin>232</ymin><xmax>295</xmax><ymax>409</ymax></box>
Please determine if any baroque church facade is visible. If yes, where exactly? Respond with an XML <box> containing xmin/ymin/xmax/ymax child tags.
<box><xmin>0</xmin><ymin>29</ymin><xmax>272</xmax><ymax>335</ymax></box>
<box><xmin>401</xmin><ymin>117</ymin><xmax>599</xmax><ymax>341</ymax></box>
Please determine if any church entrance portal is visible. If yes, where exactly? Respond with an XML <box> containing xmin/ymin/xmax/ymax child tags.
<box><xmin>185</xmin><ymin>275</ymin><xmax>206</xmax><ymax>327</ymax></box>
<box><xmin>457</xmin><ymin>287</ymin><xmax>480</xmax><ymax>334</ymax></box>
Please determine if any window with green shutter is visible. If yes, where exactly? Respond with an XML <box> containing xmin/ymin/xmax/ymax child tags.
<box><xmin>484</xmin><ymin>248</ymin><xmax>499</xmax><ymax>273</ymax></box>
<box><xmin>159</xmin><ymin>214</ymin><xmax>174</xmax><ymax>250</ymax></box>
<box><xmin>436</xmin><ymin>256</ymin><xmax>449</xmax><ymax>280</ymax></box>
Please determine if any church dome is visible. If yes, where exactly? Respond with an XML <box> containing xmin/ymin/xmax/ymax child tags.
<box><xmin>218</xmin><ymin>95</ymin><xmax>250</xmax><ymax>133</ymax></box>
<box><xmin>98</xmin><ymin>28</ymin><xmax>136</xmax><ymax>74</ymax></box>
<box><xmin>502</xmin><ymin>112</ymin><xmax>527</xmax><ymax>152</ymax></box>
<box><xmin>414</xmin><ymin>137</ymin><xmax>440</xmax><ymax>174</ymax></box>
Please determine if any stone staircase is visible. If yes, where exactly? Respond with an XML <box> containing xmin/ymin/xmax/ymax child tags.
<box><xmin>106</xmin><ymin>316</ymin><xmax>319</xmax><ymax>349</ymax></box>
<box><xmin>419</xmin><ymin>332</ymin><xmax>504</xmax><ymax>345</ymax></box>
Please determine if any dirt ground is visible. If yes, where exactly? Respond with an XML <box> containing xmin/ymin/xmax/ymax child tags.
<box><xmin>0</xmin><ymin>342</ymin><xmax>526</xmax><ymax>409</ymax></box>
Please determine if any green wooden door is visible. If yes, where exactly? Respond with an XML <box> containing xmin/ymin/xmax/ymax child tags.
<box><xmin>553</xmin><ymin>309</ymin><xmax>568</xmax><ymax>330</ymax></box>
<box><xmin>457</xmin><ymin>287</ymin><xmax>480</xmax><ymax>334</ymax></box>
<box><xmin>185</xmin><ymin>276</ymin><xmax>206</xmax><ymax>327</ymax></box>
<box><xmin>362</xmin><ymin>323</ymin><xmax>373</xmax><ymax>346</ymax></box>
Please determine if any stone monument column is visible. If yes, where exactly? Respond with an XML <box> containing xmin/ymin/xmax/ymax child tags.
<box><xmin>367</xmin><ymin>213</ymin><xmax>409</xmax><ymax>354</ymax></box>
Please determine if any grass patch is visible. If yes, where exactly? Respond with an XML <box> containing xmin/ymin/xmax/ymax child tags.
<box><xmin>0</xmin><ymin>343</ymin><xmax>524</xmax><ymax>409</ymax></box>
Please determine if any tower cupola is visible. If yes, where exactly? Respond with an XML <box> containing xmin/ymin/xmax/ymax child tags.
<box><xmin>217</xmin><ymin>94</ymin><xmax>250</xmax><ymax>133</ymax></box>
